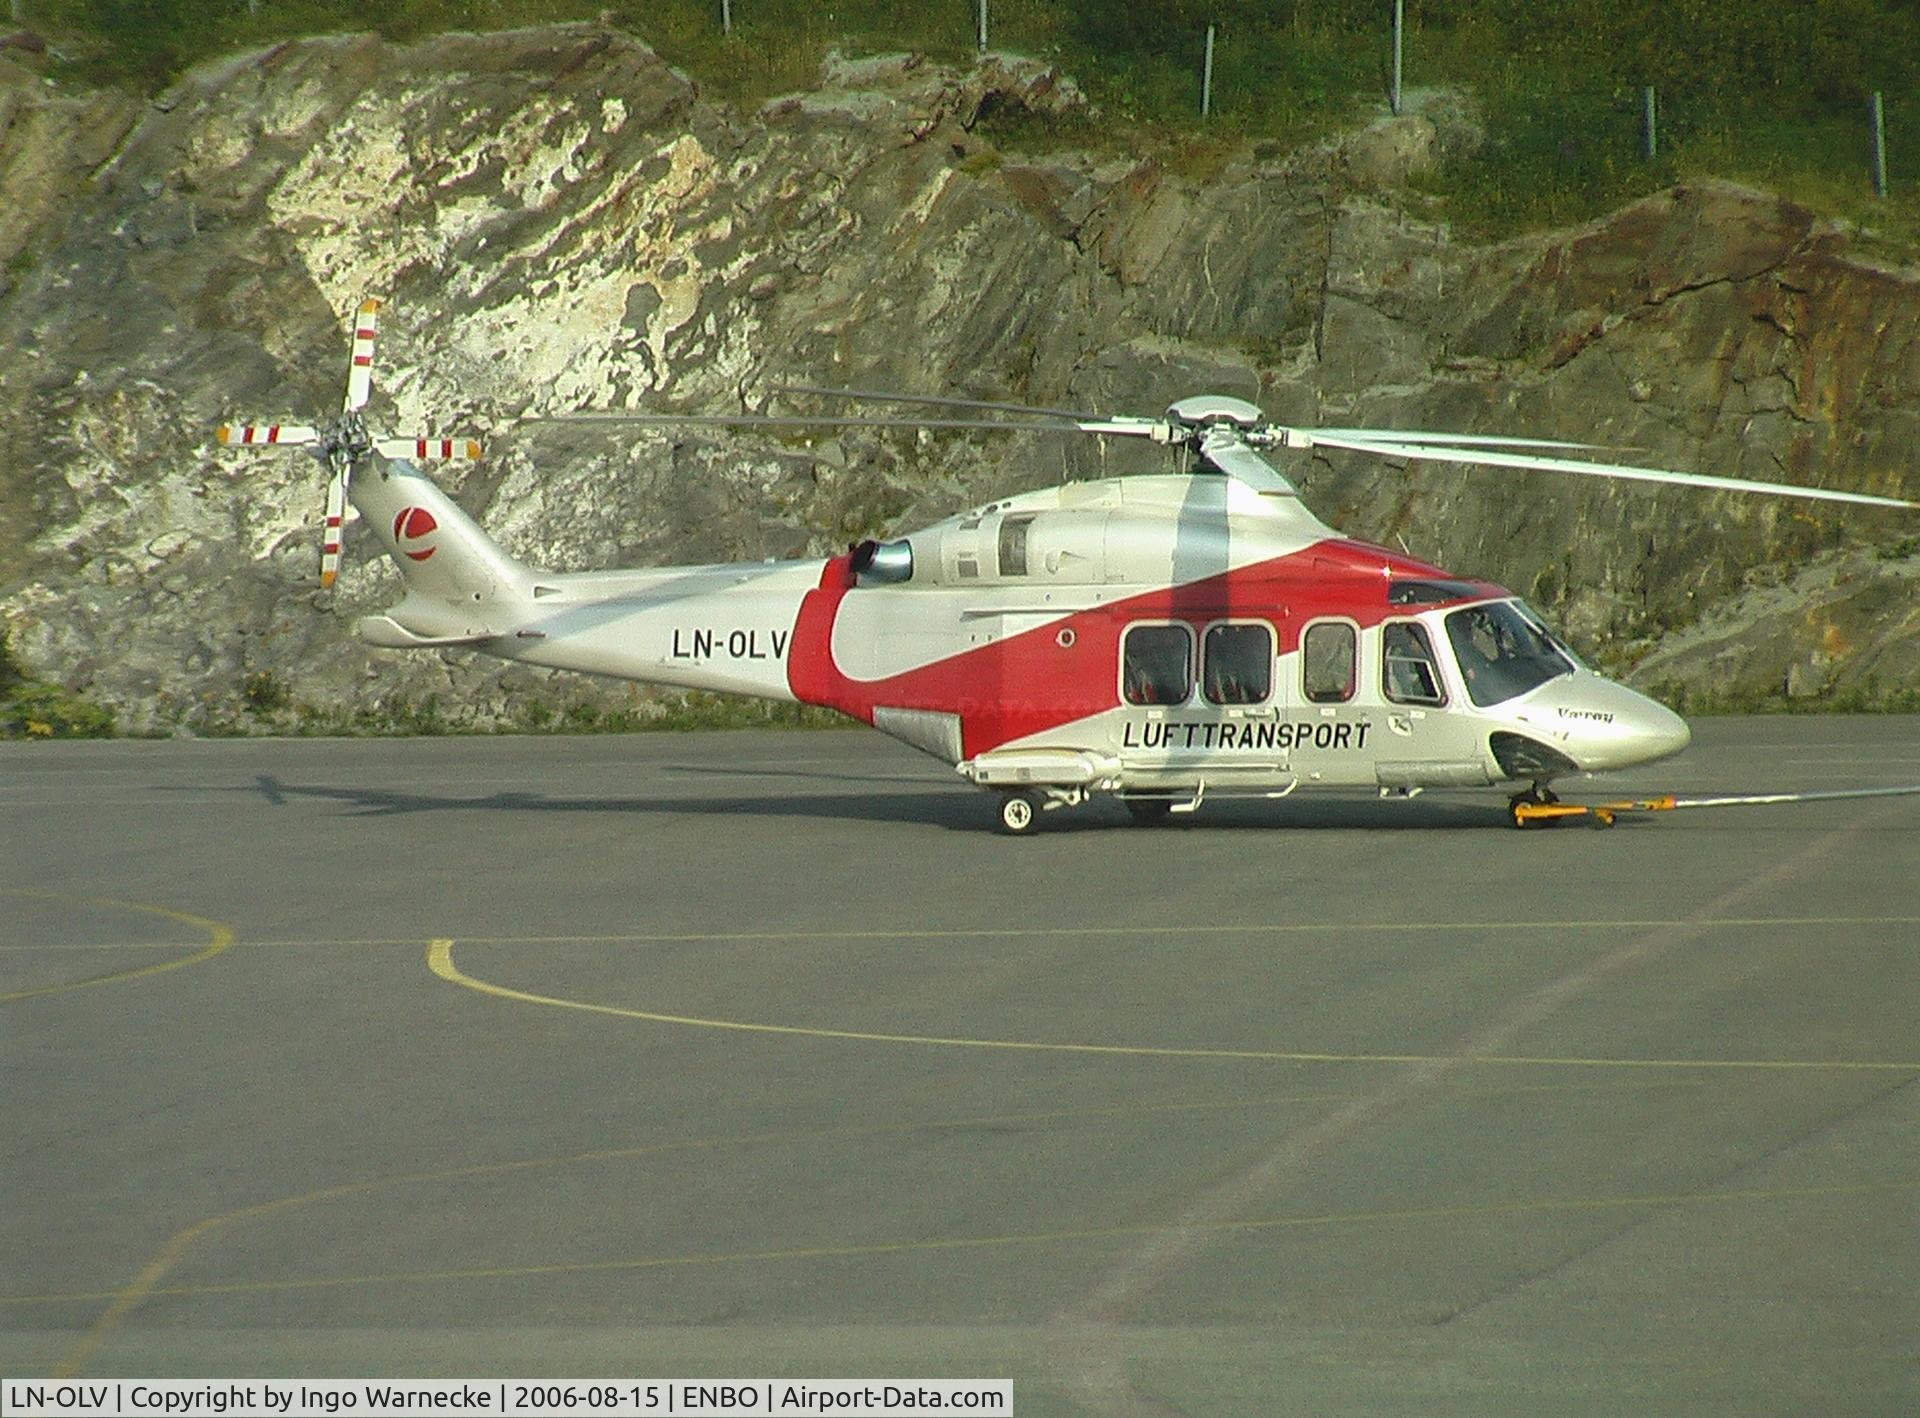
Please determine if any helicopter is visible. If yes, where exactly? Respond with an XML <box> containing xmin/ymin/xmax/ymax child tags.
<box><xmin>216</xmin><ymin>301</ymin><xmax>1920</xmax><ymax>833</ymax></box>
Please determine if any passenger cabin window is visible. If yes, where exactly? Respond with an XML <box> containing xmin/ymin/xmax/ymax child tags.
<box><xmin>1202</xmin><ymin>623</ymin><xmax>1272</xmax><ymax>705</ymax></box>
<box><xmin>1382</xmin><ymin>621</ymin><xmax>1447</xmax><ymax>706</ymax></box>
<box><xmin>1302</xmin><ymin>621</ymin><xmax>1357</xmax><ymax>703</ymax></box>
<box><xmin>1123</xmin><ymin>624</ymin><xmax>1192</xmax><ymax>706</ymax></box>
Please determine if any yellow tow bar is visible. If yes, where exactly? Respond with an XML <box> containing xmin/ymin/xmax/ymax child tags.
<box><xmin>1511</xmin><ymin>796</ymin><xmax>1679</xmax><ymax>829</ymax></box>
<box><xmin>1510</xmin><ymin>784</ymin><xmax>1920</xmax><ymax>829</ymax></box>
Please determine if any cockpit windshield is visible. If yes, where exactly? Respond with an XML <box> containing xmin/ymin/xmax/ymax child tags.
<box><xmin>1514</xmin><ymin>599</ymin><xmax>1589</xmax><ymax>671</ymax></box>
<box><xmin>1445</xmin><ymin>600</ymin><xmax>1574</xmax><ymax>707</ymax></box>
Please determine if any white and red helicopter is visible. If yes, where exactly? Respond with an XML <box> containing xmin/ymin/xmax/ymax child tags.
<box><xmin>218</xmin><ymin>302</ymin><xmax>1920</xmax><ymax>833</ymax></box>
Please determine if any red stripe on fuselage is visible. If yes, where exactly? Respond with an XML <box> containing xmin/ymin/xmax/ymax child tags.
<box><xmin>787</xmin><ymin>539</ymin><xmax>1503</xmax><ymax>759</ymax></box>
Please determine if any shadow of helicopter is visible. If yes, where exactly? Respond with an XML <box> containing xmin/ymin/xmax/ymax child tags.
<box><xmin>665</xmin><ymin>762</ymin><xmax>945</xmax><ymax>788</ymax></box>
<box><xmin>238</xmin><ymin>772</ymin><xmax>982</xmax><ymax>829</ymax></box>
<box><xmin>233</xmin><ymin>774</ymin><xmax>1520</xmax><ymax>833</ymax></box>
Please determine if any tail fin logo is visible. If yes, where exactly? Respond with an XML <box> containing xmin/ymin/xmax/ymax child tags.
<box><xmin>393</xmin><ymin>506</ymin><xmax>439</xmax><ymax>562</ymax></box>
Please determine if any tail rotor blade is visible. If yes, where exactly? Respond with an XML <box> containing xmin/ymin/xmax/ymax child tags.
<box><xmin>320</xmin><ymin>469</ymin><xmax>347</xmax><ymax>590</ymax></box>
<box><xmin>217</xmin><ymin>423</ymin><xmax>319</xmax><ymax>448</ymax></box>
<box><xmin>344</xmin><ymin>298</ymin><xmax>380</xmax><ymax>413</ymax></box>
<box><xmin>374</xmin><ymin>437</ymin><xmax>484</xmax><ymax>461</ymax></box>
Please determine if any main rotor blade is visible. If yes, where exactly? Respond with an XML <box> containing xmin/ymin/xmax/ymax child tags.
<box><xmin>1308</xmin><ymin>434</ymin><xmax>1920</xmax><ymax>510</ymax></box>
<box><xmin>771</xmin><ymin>398</ymin><xmax>1618</xmax><ymax>451</ymax></box>
<box><xmin>769</xmin><ymin>383</ymin><xmax>1099</xmax><ymax>421</ymax></box>
<box><xmin>344</xmin><ymin>298</ymin><xmax>380</xmax><ymax>413</ymax></box>
<box><xmin>1312</xmin><ymin>428</ymin><xmax>1611</xmax><ymax>452</ymax></box>
<box><xmin>549</xmin><ymin>410</ymin><xmax>1128</xmax><ymax>431</ymax></box>
<box><xmin>1198</xmin><ymin>433</ymin><xmax>1298</xmax><ymax>495</ymax></box>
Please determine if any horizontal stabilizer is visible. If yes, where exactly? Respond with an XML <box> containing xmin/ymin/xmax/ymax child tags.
<box><xmin>356</xmin><ymin>615</ymin><xmax>500</xmax><ymax>649</ymax></box>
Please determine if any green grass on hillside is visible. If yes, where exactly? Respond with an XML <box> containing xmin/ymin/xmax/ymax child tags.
<box><xmin>20</xmin><ymin>0</ymin><xmax>1920</xmax><ymax>237</ymax></box>
<box><xmin>0</xmin><ymin>631</ymin><xmax>114</xmax><ymax>738</ymax></box>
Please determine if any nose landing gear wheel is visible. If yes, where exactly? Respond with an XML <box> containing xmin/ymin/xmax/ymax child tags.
<box><xmin>1509</xmin><ymin>782</ymin><xmax>1562</xmax><ymax>829</ymax></box>
<box><xmin>997</xmin><ymin>790</ymin><xmax>1041</xmax><ymax>835</ymax></box>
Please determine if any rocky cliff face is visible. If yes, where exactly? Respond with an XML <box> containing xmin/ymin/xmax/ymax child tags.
<box><xmin>1</xmin><ymin>26</ymin><xmax>1916</xmax><ymax>733</ymax></box>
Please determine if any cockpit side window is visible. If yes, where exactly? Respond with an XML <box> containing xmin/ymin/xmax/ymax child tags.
<box><xmin>1302</xmin><ymin>621</ymin><xmax>1357</xmax><ymax>704</ymax></box>
<box><xmin>1382</xmin><ymin>621</ymin><xmax>1447</xmax><ymax>706</ymax></box>
<box><xmin>1123</xmin><ymin>624</ymin><xmax>1193</xmax><ymax>706</ymax></box>
<box><xmin>1202</xmin><ymin>623</ymin><xmax>1272</xmax><ymax>705</ymax></box>
<box><xmin>1445</xmin><ymin>601</ymin><xmax>1573</xmax><ymax>707</ymax></box>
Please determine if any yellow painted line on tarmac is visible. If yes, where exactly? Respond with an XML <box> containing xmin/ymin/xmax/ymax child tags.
<box><xmin>0</xmin><ymin>942</ymin><xmax>214</xmax><ymax>952</ymax></box>
<box><xmin>0</xmin><ymin>892</ymin><xmax>235</xmax><ymax>1003</ymax></box>
<box><xmin>47</xmin><ymin>1220</ymin><xmax>218</xmax><ymax>1377</ymax></box>
<box><xmin>18</xmin><ymin>1074</ymin><xmax>1709</xmax><ymax>1365</ymax></box>
<box><xmin>12</xmin><ymin>915</ymin><xmax>1910</xmax><ymax>955</ymax></box>
<box><xmin>421</xmin><ymin>916</ymin><xmax>1920</xmax><ymax>948</ymax></box>
<box><xmin>19</xmin><ymin>1176</ymin><xmax>1920</xmax><ymax>1310</ymax></box>
<box><xmin>427</xmin><ymin>939</ymin><xmax>1920</xmax><ymax>1074</ymax></box>
<box><xmin>29</xmin><ymin>1085</ymin><xmax>1371</xmax><ymax>1371</ymax></box>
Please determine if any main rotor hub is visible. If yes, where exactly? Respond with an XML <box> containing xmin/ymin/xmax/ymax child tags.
<box><xmin>1165</xmin><ymin>395</ymin><xmax>1265</xmax><ymax>430</ymax></box>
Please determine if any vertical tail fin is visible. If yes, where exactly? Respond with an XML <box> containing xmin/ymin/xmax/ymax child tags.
<box><xmin>350</xmin><ymin>457</ymin><xmax>534</xmax><ymax>625</ymax></box>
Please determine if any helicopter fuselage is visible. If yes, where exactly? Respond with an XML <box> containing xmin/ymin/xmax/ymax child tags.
<box><xmin>393</xmin><ymin>466</ymin><xmax>1690</xmax><ymax>807</ymax></box>
<box><xmin>222</xmin><ymin>305</ymin><xmax>1910</xmax><ymax>831</ymax></box>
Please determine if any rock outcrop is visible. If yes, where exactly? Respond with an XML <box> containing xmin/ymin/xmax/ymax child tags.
<box><xmin>1</xmin><ymin>27</ymin><xmax>1915</xmax><ymax>732</ymax></box>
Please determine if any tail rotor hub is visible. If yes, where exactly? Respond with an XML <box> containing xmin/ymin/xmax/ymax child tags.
<box><xmin>306</xmin><ymin>414</ymin><xmax>374</xmax><ymax>472</ymax></box>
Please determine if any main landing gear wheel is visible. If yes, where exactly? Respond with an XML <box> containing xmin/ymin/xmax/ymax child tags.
<box><xmin>997</xmin><ymin>790</ymin><xmax>1042</xmax><ymax>835</ymax></box>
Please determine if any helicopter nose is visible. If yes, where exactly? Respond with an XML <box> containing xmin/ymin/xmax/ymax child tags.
<box><xmin>1615</xmin><ymin>693</ymin><xmax>1691</xmax><ymax>767</ymax></box>
<box><xmin>1551</xmin><ymin>680</ymin><xmax>1690</xmax><ymax>771</ymax></box>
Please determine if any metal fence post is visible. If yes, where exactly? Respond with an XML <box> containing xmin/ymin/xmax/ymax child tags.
<box><xmin>1391</xmin><ymin>0</ymin><xmax>1404</xmax><ymax>116</ymax></box>
<box><xmin>1202</xmin><ymin>24</ymin><xmax>1216</xmax><ymax>120</ymax></box>
<box><xmin>977</xmin><ymin>0</ymin><xmax>987</xmax><ymax>54</ymax></box>
<box><xmin>1642</xmin><ymin>86</ymin><xmax>1657</xmax><ymax>159</ymax></box>
<box><xmin>721</xmin><ymin>0</ymin><xmax>731</xmax><ymax>36</ymax></box>
<box><xmin>1871</xmin><ymin>92</ymin><xmax>1888</xmax><ymax>197</ymax></box>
